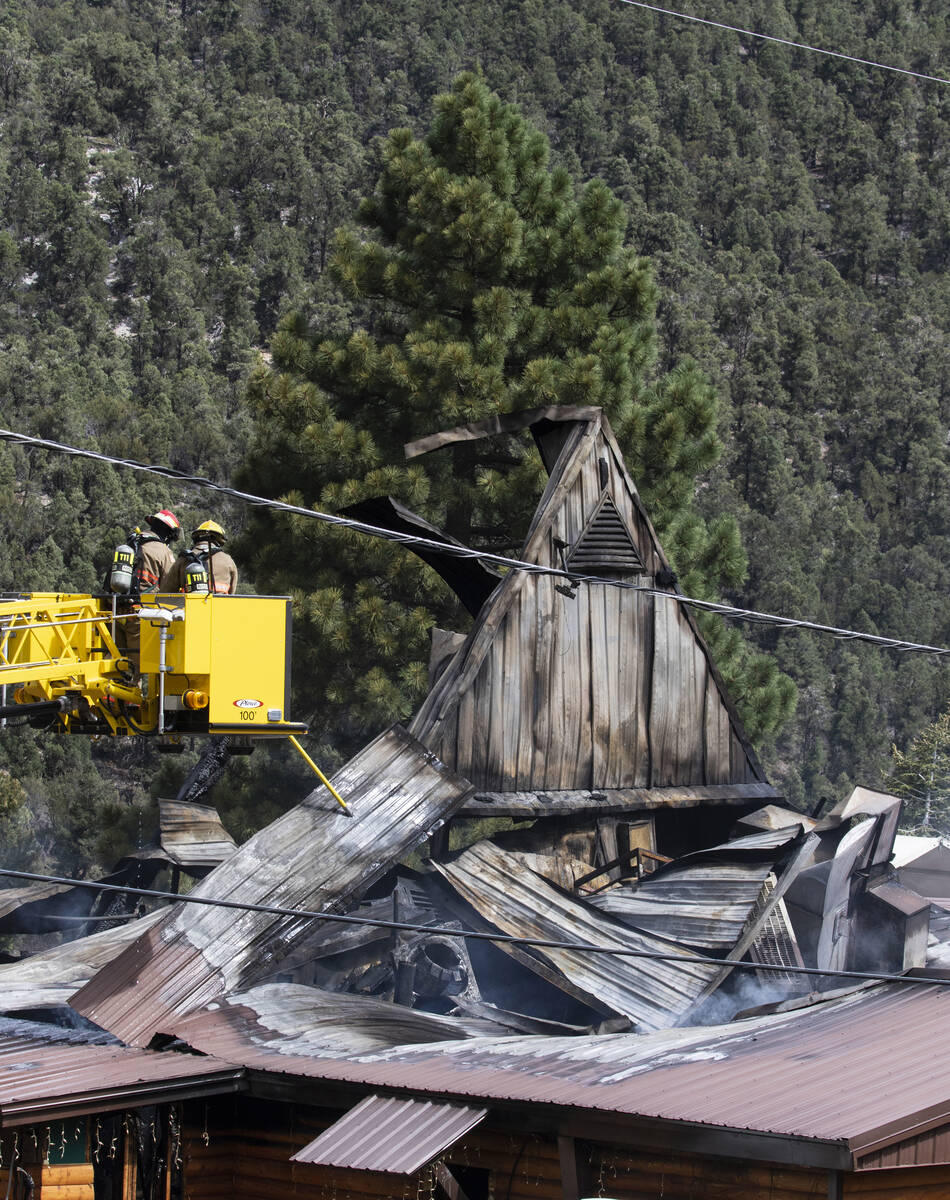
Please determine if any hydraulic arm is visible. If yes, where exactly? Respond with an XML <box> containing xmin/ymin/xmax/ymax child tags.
<box><xmin>0</xmin><ymin>592</ymin><xmax>306</xmax><ymax>739</ymax></box>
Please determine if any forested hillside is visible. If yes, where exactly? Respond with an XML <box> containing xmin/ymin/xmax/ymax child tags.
<box><xmin>1</xmin><ymin>0</ymin><xmax>949</xmax><ymax>870</ymax></box>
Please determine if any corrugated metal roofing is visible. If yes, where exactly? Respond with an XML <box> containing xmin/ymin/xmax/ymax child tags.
<box><xmin>0</xmin><ymin>909</ymin><xmax>165</xmax><ymax>1011</ymax></box>
<box><xmin>200</xmin><ymin>983</ymin><xmax>502</xmax><ymax>1055</ymax></box>
<box><xmin>434</xmin><ymin>841</ymin><xmax>724</xmax><ymax>1031</ymax></box>
<box><xmin>291</xmin><ymin>1094</ymin><xmax>487</xmax><ymax>1173</ymax></box>
<box><xmin>587</xmin><ymin>828</ymin><xmax>806</xmax><ymax>951</ymax></box>
<box><xmin>589</xmin><ymin>863</ymin><xmax>774</xmax><ymax>950</ymax></box>
<box><xmin>166</xmin><ymin>982</ymin><xmax>950</xmax><ymax>1165</ymax></box>
<box><xmin>659</xmin><ymin>826</ymin><xmax>806</xmax><ymax>865</ymax></box>
<box><xmin>0</xmin><ymin>1015</ymin><xmax>242</xmax><ymax>1125</ymax></box>
<box><xmin>72</xmin><ymin>725</ymin><xmax>474</xmax><ymax>1046</ymax></box>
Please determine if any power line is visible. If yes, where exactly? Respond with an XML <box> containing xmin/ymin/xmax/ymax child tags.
<box><xmin>2</xmin><ymin>425</ymin><xmax>950</xmax><ymax>657</ymax></box>
<box><xmin>0</xmin><ymin>866</ymin><xmax>945</xmax><ymax>991</ymax></box>
<box><xmin>615</xmin><ymin>0</ymin><xmax>950</xmax><ymax>87</ymax></box>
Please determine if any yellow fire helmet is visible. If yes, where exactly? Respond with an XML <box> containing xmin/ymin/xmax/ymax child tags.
<box><xmin>192</xmin><ymin>519</ymin><xmax>227</xmax><ymax>545</ymax></box>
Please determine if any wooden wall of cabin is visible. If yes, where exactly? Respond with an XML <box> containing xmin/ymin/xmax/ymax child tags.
<box><xmin>182</xmin><ymin>1098</ymin><xmax>567</xmax><ymax>1200</ymax></box>
<box><xmin>0</xmin><ymin>1108</ymin><xmax>192</xmax><ymax>1200</ymax></box>
<box><xmin>419</xmin><ymin>427</ymin><xmax>759</xmax><ymax>793</ymax></box>
<box><xmin>179</xmin><ymin>1097</ymin><xmax>891</xmax><ymax>1200</ymax></box>
<box><xmin>844</xmin><ymin>1165</ymin><xmax>950</xmax><ymax>1197</ymax></box>
<box><xmin>0</xmin><ymin>1123</ymin><xmax>95</xmax><ymax>1199</ymax></box>
<box><xmin>0</xmin><ymin>1163</ymin><xmax>94</xmax><ymax>1199</ymax></box>
<box><xmin>584</xmin><ymin>1144</ymin><xmax>827</xmax><ymax>1198</ymax></box>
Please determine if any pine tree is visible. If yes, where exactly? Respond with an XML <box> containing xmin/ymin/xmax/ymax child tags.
<box><xmin>886</xmin><ymin>709</ymin><xmax>950</xmax><ymax>836</ymax></box>
<box><xmin>243</xmin><ymin>74</ymin><xmax>797</xmax><ymax>754</ymax></box>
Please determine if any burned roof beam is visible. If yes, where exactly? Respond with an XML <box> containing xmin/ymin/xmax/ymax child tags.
<box><xmin>461</xmin><ymin>783</ymin><xmax>782</xmax><ymax>817</ymax></box>
<box><xmin>404</xmin><ymin>406</ymin><xmax>602</xmax><ymax>461</ymax></box>
<box><xmin>338</xmin><ymin>497</ymin><xmax>502</xmax><ymax>617</ymax></box>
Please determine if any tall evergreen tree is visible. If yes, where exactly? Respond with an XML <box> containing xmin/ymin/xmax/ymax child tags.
<box><xmin>240</xmin><ymin>73</ymin><xmax>795</xmax><ymax>757</ymax></box>
<box><xmin>886</xmin><ymin>708</ymin><xmax>950</xmax><ymax>837</ymax></box>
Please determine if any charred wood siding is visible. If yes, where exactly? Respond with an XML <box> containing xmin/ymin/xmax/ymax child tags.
<box><xmin>412</xmin><ymin>422</ymin><xmax>760</xmax><ymax>792</ymax></box>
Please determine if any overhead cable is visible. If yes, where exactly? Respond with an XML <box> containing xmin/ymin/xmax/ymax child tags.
<box><xmin>0</xmin><ymin>866</ymin><xmax>947</xmax><ymax>990</ymax></box>
<box><xmin>615</xmin><ymin>0</ymin><xmax>950</xmax><ymax>86</ymax></box>
<box><xmin>2</xmin><ymin>425</ymin><xmax>949</xmax><ymax>657</ymax></box>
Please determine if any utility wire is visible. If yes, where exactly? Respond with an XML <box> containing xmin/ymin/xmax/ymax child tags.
<box><xmin>2</xmin><ymin>425</ymin><xmax>949</xmax><ymax>658</ymax></box>
<box><xmin>615</xmin><ymin>0</ymin><xmax>950</xmax><ymax>87</ymax></box>
<box><xmin>0</xmin><ymin>867</ymin><xmax>946</xmax><ymax>990</ymax></box>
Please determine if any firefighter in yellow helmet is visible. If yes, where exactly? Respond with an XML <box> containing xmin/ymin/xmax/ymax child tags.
<box><xmin>162</xmin><ymin>520</ymin><xmax>239</xmax><ymax>595</ymax></box>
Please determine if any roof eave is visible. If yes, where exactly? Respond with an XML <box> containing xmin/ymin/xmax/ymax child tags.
<box><xmin>242</xmin><ymin>1067</ymin><xmax>853</xmax><ymax>1172</ymax></box>
<box><xmin>0</xmin><ymin>1066</ymin><xmax>246</xmax><ymax>1128</ymax></box>
<box><xmin>848</xmin><ymin>1100</ymin><xmax>950</xmax><ymax>1168</ymax></box>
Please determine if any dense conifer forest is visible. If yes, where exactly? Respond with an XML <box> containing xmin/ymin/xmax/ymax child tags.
<box><xmin>1</xmin><ymin>0</ymin><xmax>949</xmax><ymax>872</ymax></box>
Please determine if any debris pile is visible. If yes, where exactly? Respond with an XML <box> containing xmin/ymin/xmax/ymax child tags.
<box><xmin>0</xmin><ymin>407</ymin><xmax>946</xmax><ymax>1060</ymax></box>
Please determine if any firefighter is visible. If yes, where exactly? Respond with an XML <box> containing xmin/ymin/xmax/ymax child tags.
<box><xmin>163</xmin><ymin>520</ymin><xmax>239</xmax><ymax>595</ymax></box>
<box><xmin>136</xmin><ymin>509</ymin><xmax>181</xmax><ymax>592</ymax></box>
<box><xmin>108</xmin><ymin>508</ymin><xmax>180</xmax><ymax>658</ymax></box>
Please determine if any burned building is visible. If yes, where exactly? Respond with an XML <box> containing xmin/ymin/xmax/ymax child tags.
<box><xmin>0</xmin><ymin>407</ymin><xmax>949</xmax><ymax>1199</ymax></box>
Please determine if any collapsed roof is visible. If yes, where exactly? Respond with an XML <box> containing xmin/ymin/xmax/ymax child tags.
<box><xmin>1</xmin><ymin>406</ymin><xmax>948</xmax><ymax>1175</ymax></box>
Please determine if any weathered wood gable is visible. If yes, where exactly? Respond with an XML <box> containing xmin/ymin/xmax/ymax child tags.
<box><xmin>409</xmin><ymin>409</ymin><xmax>765</xmax><ymax>792</ymax></box>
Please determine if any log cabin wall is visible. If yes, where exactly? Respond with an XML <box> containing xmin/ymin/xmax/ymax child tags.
<box><xmin>844</xmin><ymin>1165</ymin><xmax>950</xmax><ymax>1198</ymax></box>
<box><xmin>0</xmin><ymin>1126</ymin><xmax>95</xmax><ymax>1200</ymax></box>
<box><xmin>590</xmin><ymin>1145</ymin><xmax>827</xmax><ymax>1198</ymax></box>
<box><xmin>181</xmin><ymin>1099</ymin><xmax>564</xmax><ymax>1200</ymax></box>
<box><xmin>183</xmin><ymin>1097</ymin><xmax>890</xmax><ymax>1200</ymax></box>
<box><xmin>412</xmin><ymin>418</ymin><xmax>761</xmax><ymax>792</ymax></box>
<box><xmin>0</xmin><ymin>1163</ymin><xmax>95</xmax><ymax>1199</ymax></box>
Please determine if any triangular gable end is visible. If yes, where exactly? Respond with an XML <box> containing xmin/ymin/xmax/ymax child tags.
<box><xmin>409</xmin><ymin>409</ymin><xmax>767</xmax><ymax>797</ymax></box>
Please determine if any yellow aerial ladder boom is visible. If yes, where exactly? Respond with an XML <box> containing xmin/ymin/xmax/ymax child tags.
<box><xmin>0</xmin><ymin>591</ymin><xmax>305</xmax><ymax>740</ymax></box>
<box><xmin>0</xmin><ymin>590</ymin><xmax>350</xmax><ymax>811</ymax></box>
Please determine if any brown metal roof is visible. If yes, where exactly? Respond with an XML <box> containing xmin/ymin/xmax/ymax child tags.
<box><xmin>72</xmin><ymin>725</ymin><xmax>475</xmax><ymax>1046</ymax></box>
<box><xmin>291</xmin><ymin>1094</ymin><xmax>487</xmax><ymax>1173</ymax></box>
<box><xmin>167</xmin><ymin>982</ymin><xmax>950</xmax><ymax>1169</ymax></box>
<box><xmin>0</xmin><ymin>1016</ymin><xmax>243</xmax><ymax>1125</ymax></box>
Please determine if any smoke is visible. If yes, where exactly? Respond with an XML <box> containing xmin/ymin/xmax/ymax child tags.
<box><xmin>691</xmin><ymin>970</ymin><xmax>808</xmax><ymax>1026</ymax></box>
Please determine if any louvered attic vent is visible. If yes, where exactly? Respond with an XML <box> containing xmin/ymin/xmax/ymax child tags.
<box><xmin>567</xmin><ymin>494</ymin><xmax>645</xmax><ymax>573</ymax></box>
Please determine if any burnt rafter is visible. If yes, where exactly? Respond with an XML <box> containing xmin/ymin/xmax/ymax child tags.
<box><xmin>566</xmin><ymin>492</ymin><xmax>645</xmax><ymax>575</ymax></box>
<box><xmin>338</xmin><ymin>496</ymin><xmax>502</xmax><ymax>617</ymax></box>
